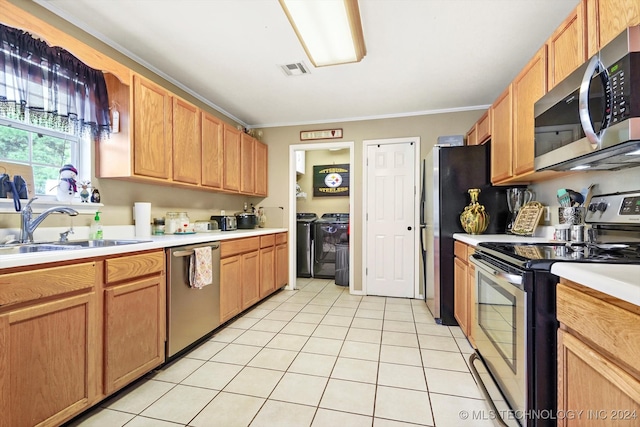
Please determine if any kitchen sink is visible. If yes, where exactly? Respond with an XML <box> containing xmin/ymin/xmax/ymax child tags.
<box><xmin>0</xmin><ymin>244</ymin><xmax>80</xmax><ymax>254</ymax></box>
<box><xmin>55</xmin><ymin>239</ymin><xmax>152</xmax><ymax>248</ymax></box>
<box><xmin>0</xmin><ymin>239</ymin><xmax>152</xmax><ymax>255</ymax></box>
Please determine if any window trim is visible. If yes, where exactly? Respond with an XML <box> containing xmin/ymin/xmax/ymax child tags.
<box><xmin>0</xmin><ymin>117</ymin><xmax>91</xmax><ymax>202</ymax></box>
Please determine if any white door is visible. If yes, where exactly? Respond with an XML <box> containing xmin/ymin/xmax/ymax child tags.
<box><xmin>365</xmin><ymin>141</ymin><xmax>416</xmax><ymax>297</ymax></box>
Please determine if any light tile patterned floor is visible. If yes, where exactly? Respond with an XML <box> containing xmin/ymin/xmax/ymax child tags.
<box><xmin>68</xmin><ymin>278</ymin><xmax>494</xmax><ymax>427</ymax></box>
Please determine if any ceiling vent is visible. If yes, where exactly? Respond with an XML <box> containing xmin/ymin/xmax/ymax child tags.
<box><xmin>280</xmin><ymin>62</ymin><xmax>310</xmax><ymax>76</ymax></box>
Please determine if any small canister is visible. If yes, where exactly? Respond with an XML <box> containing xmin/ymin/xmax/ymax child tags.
<box><xmin>571</xmin><ymin>224</ymin><xmax>585</xmax><ymax>242</ymax></box>
<box><xmin>554</xmin><ymin>224</ymin><xmax>571</xmax><ymax>241</ymax></box>
<box><xmin>166</xmin><ymin>212</ymin><xmax>179</xmax><ymax>234</ymax></box>
<box><xmin>153</xmin><ymin>217</ymin><xmax>165</xmax><ymax>235</ymax></box>
<box><xmin>176</xmin><ymin>212</ymin><xmax>190</xmax><ymax>233</ymax></box>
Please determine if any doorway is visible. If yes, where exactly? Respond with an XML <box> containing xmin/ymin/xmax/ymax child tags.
<box><xmin>363</xmin><ymin>137</ymin><xmax>420</xmax><ymax>298</ymax></box>
<box><xmin>287</xmin><ymin>142</ymin><xmax>355</xmax><ymax>293</ymax></box>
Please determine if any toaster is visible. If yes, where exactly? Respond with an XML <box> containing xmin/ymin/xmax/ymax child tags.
<box><xmin>210</xmin><ymin>215</ymin><xmax>237</xmax><ymax>231</ymax></box>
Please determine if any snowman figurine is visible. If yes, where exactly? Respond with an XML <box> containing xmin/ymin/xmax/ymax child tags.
<box><xmin>56</xmin><ymin>164</ymin><xmax>78</xmax><ymax>203</ymax></box>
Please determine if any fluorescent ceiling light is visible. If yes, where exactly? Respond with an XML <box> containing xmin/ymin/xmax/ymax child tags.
<box><xmin>279</xmin><ymin>0</ymin><xmax>366</xmax><ymax>67</ymax></box>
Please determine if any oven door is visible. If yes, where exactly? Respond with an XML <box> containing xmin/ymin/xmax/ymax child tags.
<box><xmin>471</xmin><ymin>254</ymin><xmax>527</xmax><ymax>420</ymax></box>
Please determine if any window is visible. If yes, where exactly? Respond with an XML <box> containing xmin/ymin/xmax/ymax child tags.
<box><xmin>0</xmin><ymin>118</ymin><xmax>89</xmax><ymax>197</ymax></box>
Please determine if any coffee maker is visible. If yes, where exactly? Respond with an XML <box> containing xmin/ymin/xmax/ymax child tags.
<box><xmin>506</xmin><ymin>187</ymin><xmax>535</xmax><ymax>233</ymax></box>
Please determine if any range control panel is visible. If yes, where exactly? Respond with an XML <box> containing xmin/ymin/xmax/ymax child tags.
<box><xmin>620</xmin><ymin>195</ymin><xmax>640</xmax><ymax>215</ymax></box>
<box><xmin>586</xmin><ymin>191</ymin><xmax>640</xmax><ymax>223</ymax></box>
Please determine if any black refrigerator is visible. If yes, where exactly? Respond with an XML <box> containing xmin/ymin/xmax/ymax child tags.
<box><xmin>420</xmin><ymin>143</ymin><xmax>509</xmax><ymax>325</ymax></box>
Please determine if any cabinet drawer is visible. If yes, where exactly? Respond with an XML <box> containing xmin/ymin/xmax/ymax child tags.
<box><xmin>276</xmin><ymin>232</ymin><xmax>287</xmax><ymax>245</ymax></box>
<box><xmin>0</xmin><ymin>262</ymin><xmax>96</xmax><ymax>307</ymax></box>
<box><xmin>454</xmin><ymin>241</ymin><xmax>468</xmax><ymax>262</ymax></box>
<box><xmin>557</xmin><ymin>281</ymin><xmax>640</xmax><ymax>377</ymax></box>
<box><xmin>105</xmin><ymin>250</ymin><xmax>164</xmax><ymax>284</ymax></box>
<box><xmin>467</xmin><ymin>245</ymin><xmax>475</xmax><ymax>260</ymax></box>
<box><xmin>221</xmin><ymin>237</ymin><xmax>260</xmax><ymax>258</ymax></box>
<box><xmin>260</xmin><ymin>234</ymin><xmax>275</xmax><ymax>248</ymax></box>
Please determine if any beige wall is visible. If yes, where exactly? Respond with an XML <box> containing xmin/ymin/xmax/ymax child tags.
<box><xmin>259</xmin><ymin>111</ymin><xmax>484</xmax><ymax>291</ymax></box>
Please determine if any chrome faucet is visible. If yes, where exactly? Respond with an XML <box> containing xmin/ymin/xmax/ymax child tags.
<box><xmin>20</xmin><ymin>198</ymin><xmax>79</xmax><ymax>243</ymax></box>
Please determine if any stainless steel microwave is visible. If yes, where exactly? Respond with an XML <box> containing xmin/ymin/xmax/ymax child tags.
<box><xmin>534</xmin><ymin>25</ymin><xmax>640</xmax><ymax>171</ymax></box>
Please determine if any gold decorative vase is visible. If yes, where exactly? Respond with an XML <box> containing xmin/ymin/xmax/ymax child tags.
<box><xmin>460</xmin><ymin>188</ymin><xmax>490</xmax><ymax>235</ymax></box>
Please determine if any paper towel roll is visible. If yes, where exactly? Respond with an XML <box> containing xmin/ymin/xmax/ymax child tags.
<box><xmin>134</xmin><ymin>202</ymin><xmax>151</xmax><ymax>238</ymax></box>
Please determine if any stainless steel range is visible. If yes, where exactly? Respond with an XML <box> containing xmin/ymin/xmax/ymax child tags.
<box><xmin>469</xmin><ymin>190</ymin><xmax>640</xmax><ymax>427</ymax></box>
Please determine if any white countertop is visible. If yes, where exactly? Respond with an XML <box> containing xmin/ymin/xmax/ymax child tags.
<box><xmin>0</xmin><ymin>228</ymin><xmax>288</xmax><ymax>270</ymax></box>
<box><xmin>551</xmin><ymin>263</ymin><xmax>640</xmax><ymax>306</ymax></box>
<box><xmin>453</xmin><ymin>232</ymin><xmax>554</xmax><ymax>247</ymax></box>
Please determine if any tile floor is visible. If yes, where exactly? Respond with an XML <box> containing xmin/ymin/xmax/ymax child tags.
<box><xmin>69</xmin><ymin>278</ymin><xmax>495</xmax><ymax>427</ymax></box>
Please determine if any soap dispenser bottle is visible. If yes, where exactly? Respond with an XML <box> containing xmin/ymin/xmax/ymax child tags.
<box><xmin>90</xmin><ymin>211</ymin><xmax>103</xmax><ymax>240</ymax></box>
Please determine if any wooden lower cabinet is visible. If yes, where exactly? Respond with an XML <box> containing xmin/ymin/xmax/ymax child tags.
<box><xmin>220</xmin><ymin>234</ymin><xmax>287</xmax><ymax>323</ymax></box>
<box><xmin>220</xmin><ymin>255</ymin><xmax>242</xmax><ymax>323</ymax></box>
<box><xmin>275</xmin><ymin>233</ymin><xmax>288</xmax><ymax>288</ymax></box>
<box><xmin>220</xmin><ymin>237</ymin><xmax>260</xmax><ymax>322</ymax></box>
<box><xmin>557</xmin><ymin>279</ymin><xmax>640</xmax><ymax>427</ymax></box>
<box><xmin>103</xmin><ymin>275</ymin><xmax>165</xmax><ymax>394</ymax></box>
<box><xmin>0</xmin><ymin>263</ymin><xmax>99</xmax><ymax>427</ymax></box>
<box><xmin>453</xmin><ymin>256</ymin><xmax>469</xmax><ymax>334</ymax></box>
<box><xmin>241</xmin><ymin>250</ymin><xmax>260</xmax><ymax>309</ymax></box>
<box><xmin>453</xmin><ymin>241</ymin><xmax>475</xmax><ymax>347</ymax></box>
<box><xmin>260</xmin><ymin>245</ymin><xmax>276</xmax><ymax>298</ymax></box>
<box><xmin>0</xmin><ymin>250</ymin><xmax>166</xmax><ymax>427</ymax></box>
<box><xmin>466</xmin><ymin>260</ymin><xmax>476</xmax><ymax>348</ymax></box>
<box><xmin>102</xmin><ymin>251</ymin><xmax>165</xmax><ymax>395</ymax></box>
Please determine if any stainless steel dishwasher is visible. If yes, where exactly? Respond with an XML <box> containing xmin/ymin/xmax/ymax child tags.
<box><xmin>166</xmin><ymin>242</ymin><xmax>221</xmax><ymax>359</ymax></box>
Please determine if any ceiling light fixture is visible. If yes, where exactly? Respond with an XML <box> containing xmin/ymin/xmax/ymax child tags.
<box><xmin>279</xmin><ymin>0</ymin><xmax>366</xmax><ymax>67</ymax></box>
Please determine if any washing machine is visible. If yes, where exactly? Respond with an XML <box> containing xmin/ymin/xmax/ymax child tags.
<box><xmin>313</xmin><ymin>213</ymin><xmax>349</xmax><ymax>279</ymax></box>
<box><xmin>296</xmin><ymin>213</ymin><xmax>317</xmax><ymax>277</ymax></box>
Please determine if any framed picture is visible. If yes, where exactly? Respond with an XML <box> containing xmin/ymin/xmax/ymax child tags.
<box><xmin>313</xmin><ymin>164</ymin><xmax>350</xmax><ymax>197</ymax></box>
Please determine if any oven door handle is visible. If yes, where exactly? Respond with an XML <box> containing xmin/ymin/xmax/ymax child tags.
<box><xmin>471</xmin><ymin>255</ymin><xmax>523</xmax><ymax>286</ymax></box>
<box><xmin>494</xmin><ymin>271</ymin><xmax>523</xmax><ymax>286</ymax></box>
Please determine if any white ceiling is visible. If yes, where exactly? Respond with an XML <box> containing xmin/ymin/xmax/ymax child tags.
<box><xmin>36</xmin><ymin>0</ymin><xmax>580</xmax><ymax>128</ymax></box>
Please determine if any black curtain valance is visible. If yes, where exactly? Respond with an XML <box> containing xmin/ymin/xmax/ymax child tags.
<box><xmin>0</xmin><ymin>22</ymin><xmax>110</xmax><ymax>140</ymax></box>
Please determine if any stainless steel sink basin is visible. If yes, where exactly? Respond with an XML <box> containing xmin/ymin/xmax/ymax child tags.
<box><xmin>0</xmin><ymin>239</ymin><xmax>151</xmax><ymax>255</ymax></box>
<box><xmin>0</xmin><ymin>244</ymin><xmax>81</xmax><ymax>254</ymax></box>
<box><xmin>56</xmin><ymin>239</ymin><xmax>152</xmax><ymax>248</ymax></box>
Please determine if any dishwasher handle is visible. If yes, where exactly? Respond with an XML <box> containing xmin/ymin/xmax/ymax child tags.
<box><xmin>172</xmin><ymin>243</ymin><xmax>220</xmax><ymax>257</ymax></box>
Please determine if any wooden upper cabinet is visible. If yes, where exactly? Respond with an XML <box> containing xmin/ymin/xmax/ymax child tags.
<box><xmin>172</xmin><ymin>97</ymin><xmax>201</xmax><ymax>185</ymax></box>
<box><xmin>223</xmin><ymin>124</ymin><xmax>241</xmax><ymax>192</ymax></box>
<box><xmin>255</xmin><ymin>140</ymin><xmax>268</xmax><ymax>196</ymax></box>
<box><xmin>201</xmin><ymin>112</ymin><xmax>224</xmax><ymax>189</ymax></box>
<box><xmin>240</xmin><ymin>133</ymin><xmax>256</xmax><ymax>194</ymax></box>
<box><xmin>490</xmin><ymin>85</ymin><xmax>513</xmax><ymax>183</ymax></box>
<box><xmin>476</xmin><ymin>110</ymin><xmax>491</xmax><ymax>144</ymax></box>
<box><xmin>594</xmin><ymin>0</ymin><xmax>640</xmax><ymax>53</ymax></box>
<box><xmin>466</xmin><ymin>110</ymin><xmax>490</xmax><ymax>146</ymax></box>
<box><xmin>547</xmin><ymin>2</ymin><xmax>587</xmax><ymax>90</ymax></box>
<box><xmin>513</xmin><ymin>46</ymin><xmax>547</xmax><ymax>177</ymax></box>
<box><xmin>132</xmin><ymin>75</ymin><xmax>172</xmax><ymax>179</ymax></box>
<box><xmin>466</xmin><ymin>124</ymin><xmax>478</xmax><ymax>146</ymax></box>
